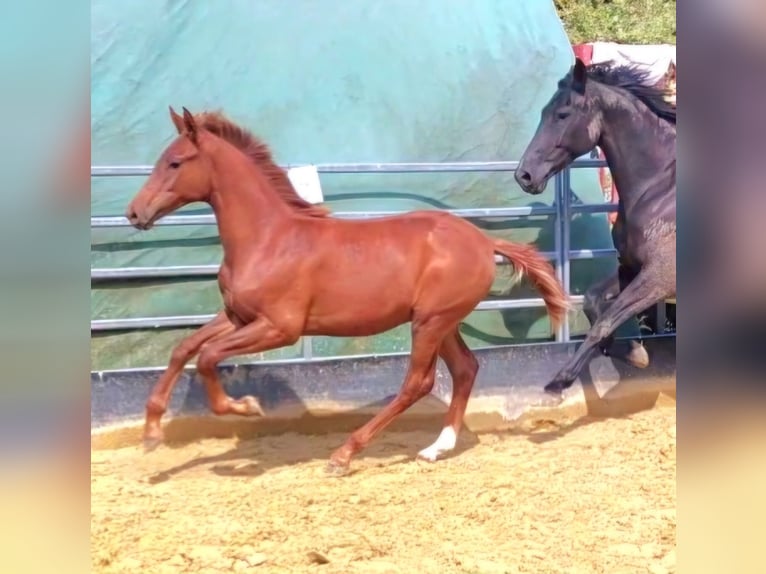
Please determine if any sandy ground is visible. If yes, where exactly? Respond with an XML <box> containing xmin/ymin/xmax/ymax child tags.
<box><xmin>91</xmin><ymin>404</ymin><xmax>676</xmax><ymax>574</ymax></box>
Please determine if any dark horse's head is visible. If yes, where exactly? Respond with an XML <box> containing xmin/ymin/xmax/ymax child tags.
<box><xmin>515</xmin><ymin>59</ymin><xmax>596</xmax><ymax>194</ymax></box>
<box><xmin>515</xmin><ymin>58</ymin><xmax>676</xmax><ymax>195</ymax></box>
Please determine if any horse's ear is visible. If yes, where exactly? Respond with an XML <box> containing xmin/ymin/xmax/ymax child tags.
<box><xmin>572</xmin><ymin>58</ymin><xmax>587</xmax><ymax>95</ymax></box>
<box><xmin>181</xmin><ymin>107</ymin><xmax>199</xmax><ymax>146</ymax></box>
<box><xmin>667</xmin><ymin>60</ymin><xmax>676</xmax><ymax>80</ymax></box>
<box><xmin>169</xmin><ymin>106</ymin><xmax>185</xmax><ymax>134</ymax></box>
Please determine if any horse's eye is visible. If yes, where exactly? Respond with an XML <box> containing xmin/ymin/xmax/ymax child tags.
<box><xmin>557</xmin><ymin>111</ymin><xmax>571</xmax><ymax>120</ymax></box>
<box><xmin>169</xmin><ymin>160</ymin><xmax>181</xmax><ymax>169</ymax></box>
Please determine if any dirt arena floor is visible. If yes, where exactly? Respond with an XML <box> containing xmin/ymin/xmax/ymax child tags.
<box><xmin>91</xmin><ymin>404</ymin><xmax>676</xmax><ymax>574</ymax></box>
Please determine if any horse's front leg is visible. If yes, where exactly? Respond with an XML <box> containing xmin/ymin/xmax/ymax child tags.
<box><xmin>195</xmin><ymin>316</ymin><xmax>298</xmax><ymax>417</ymax></box>
<box><xmin>144</xmin><ymin>311</ymin><xmax>235</xmax><ymax>451</ymax></box>
<box><xmin>545</xmin><ymin>264</ymin><xmax>673</xmax><ymax>395</ymax></box>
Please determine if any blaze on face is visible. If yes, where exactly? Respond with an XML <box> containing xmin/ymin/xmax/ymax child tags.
<box><xmin>515</xmin><ymin>58</ymin><xmax>602</xmax><ymax>195</ymax></box>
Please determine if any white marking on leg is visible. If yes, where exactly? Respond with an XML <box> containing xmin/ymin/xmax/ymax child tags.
<box><xmin>417</xmin><ymin>426</ymin><xmax>457</xmax><ymax>462</ymax></box>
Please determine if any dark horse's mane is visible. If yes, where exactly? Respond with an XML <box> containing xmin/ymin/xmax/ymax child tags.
<box><xmin>194</xmin><ymin>110</ymin><xmax>330</xmax><ymax>218</ymax></box>
<box><xmin>586</xmin><ymin>61</ymin><xmax>676</xmax><ymax>125</ymax></box>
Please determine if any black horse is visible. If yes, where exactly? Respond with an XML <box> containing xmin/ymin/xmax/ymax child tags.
<box><xmin>515</xmin><ymin>58</ymin><xmax>676</xmax><ymax>395</ymax></box>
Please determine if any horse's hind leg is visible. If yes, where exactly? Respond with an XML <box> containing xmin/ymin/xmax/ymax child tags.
<box><xmin>584</xmin><ymin>267</ymin><xmax>650</xmax><ymax>369</ymax></box>
<box><xmin>545</xmin><ymin>262</ymin><xmax>674</xmax><ymax>395</ymax></box>
<box><xmin>417</xmin><ymin>329</ymin><xmax>479</xmax><ymax>462</ymax></box>
<box><xmin>327</xmin><ymin>315</ymin><xmax>452</xmax><ymax>475</ymax></box>
<box><xmin>144</xmin><ymin>311</ymin><xmax>235</xmax><ymax>451</ymax></box>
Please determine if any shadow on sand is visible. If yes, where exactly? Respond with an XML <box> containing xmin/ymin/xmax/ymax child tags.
<box><xmin>140</xmin><ymin>357</ymin><xmax>675</xmax><ymax>485</ymax></box>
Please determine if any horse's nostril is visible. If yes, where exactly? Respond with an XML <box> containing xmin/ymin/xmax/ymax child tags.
<box><xmin>517</xmin><ymin>170</ymin><xmax>532</xmax><ymax>182</ymax></box>
<box><xmin>125</xmin><ymin>208</ymin><xmax>141</xmax><ymax>226</ymax></box>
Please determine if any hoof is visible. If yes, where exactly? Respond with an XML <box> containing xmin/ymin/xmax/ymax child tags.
<box><xmin>143</xmin><ymin>435</ymin><xmax>163</xmax><ymax>453</ymax></box>
<box><xmin>606</xmin><ymin>340</ymin><xmax>650</xmax><ymax>369</ymax></box>
<box><xmin>228</xmin><ymin>395</ymin><xmax>265</xmax><ymax>416</ymax></box>
<box><xmin>544</xmin><ymin>379</ymin><xmax>572</xmax><ymax>395</ymax></box>
<box><xmin>325</xmin><ymin>460</ymin><xmax>351</xmax><ymax>477</ymax></box>
<box><xmin>416</xmin><ymin>451</ymin><xmax>438</xmax><ymax>463</ymax></box>
<box><xmin>626</xmin><ymin>345</ymin><xmax>650</xmax><ymax>369</ymax></box>
<box><xmin>240</xmin><ymin>395</ymin><xmax>265</xmax><ymax>416</ymax></box>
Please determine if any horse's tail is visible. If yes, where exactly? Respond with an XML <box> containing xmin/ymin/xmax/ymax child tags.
<box><xmin>492</xmin><ymin>239</ymin><xmax>569</xmax><ymax>333</ymax></box>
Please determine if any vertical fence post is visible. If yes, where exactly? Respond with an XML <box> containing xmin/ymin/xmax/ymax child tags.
<box><xmin>302</xmin><ymin>336</ymin><xmax>314</xmax><ymax>360</ymax></box>
<box><xmin>553</xmin><ymin>172</ymin><xmax>566</xmax><ymax>342</ymax></box>
<box><xmin>555</xmin><ymin>169</ymin><xmax>572</xmax><ymax>342</ymax></box>
<box><xmin>561</xmin><ymin>167</ymin><xmax>572</xmax><ymax>342</ymax></box>
<box><xmin>656</xmin><ymin>301</ymin><xmax>667</xmax><ymax>334</ymax></box>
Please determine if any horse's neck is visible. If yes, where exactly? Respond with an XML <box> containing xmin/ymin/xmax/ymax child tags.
<box><xmin>595</xmin><ymin>88</ymin><xmax>676</xmax><ymax>211</ymax></box>
<box><xmin>208</xmin><ymin>149</ymin><xmax>293</xmax><ymax>262</ymax></box>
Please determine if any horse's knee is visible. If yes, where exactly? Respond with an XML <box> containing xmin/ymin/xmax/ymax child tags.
<box><xmin>170</xmin><ymin>342</ymin><xmax>195</xmax><ymax>365</ymax></box>
<box><xmin>196</xmin><ymin>346</ymin><xmax>219</xmax><ymax>377</ymax></box>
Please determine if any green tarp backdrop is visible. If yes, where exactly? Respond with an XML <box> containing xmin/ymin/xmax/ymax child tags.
<box><xmin>91</xmin><ymin>0</ymin><xmax>631</xmax><ymax>371</ymax></box>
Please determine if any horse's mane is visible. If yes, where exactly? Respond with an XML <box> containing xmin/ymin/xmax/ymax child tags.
<box><xmin>194</xmin><ymin>110</ymin><xmax>330</xmax><ymax>218</ymax></box>
<box><xmin>585</xmin><ymin>61</ymin><xmax>677</xmax><ymax>125</ymax></box>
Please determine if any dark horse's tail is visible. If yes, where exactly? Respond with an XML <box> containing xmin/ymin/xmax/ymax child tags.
<box><xmin>492</xmin><ymin>239</ymin><xmax>569</xmax><ymax>332</ymax></box>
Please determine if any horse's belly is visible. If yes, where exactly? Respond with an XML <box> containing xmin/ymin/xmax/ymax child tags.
<box><xmin>304</xmin><ymin>295</ymin><xmax>412</xmax><ymax>337</ymax></box>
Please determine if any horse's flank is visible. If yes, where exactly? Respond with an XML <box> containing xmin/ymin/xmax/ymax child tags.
<box><xmin>194</xmin><ymin>110</ymin><xmax>330</xmax><ymax>218</ymax></box>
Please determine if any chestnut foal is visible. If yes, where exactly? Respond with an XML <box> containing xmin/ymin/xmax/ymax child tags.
<box><xmin>126</xmin><ymin>107</ymin><xmax>568</xmax><ymax>474</ymax></box>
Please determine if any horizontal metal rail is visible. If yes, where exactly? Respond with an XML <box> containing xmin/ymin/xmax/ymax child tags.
<box><xmin>92</xmin><ymin>265</ymin><xmax>221</xmax><ymax>280</ymax></box>
<box><xmin>91</xmin><ymin>295</ymin><xmax>587</xmax><ymax>331</ymax></box>
<box><xmin>90</xmin><ymin>158</ymin><xmax>607</xmax><ymax>178</ymax></box>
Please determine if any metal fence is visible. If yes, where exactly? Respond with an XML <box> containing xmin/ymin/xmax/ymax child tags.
<box><xmin>90</xmin><ymin>158</ymin><xmax>621</xmax><ymax>350</ymax></box>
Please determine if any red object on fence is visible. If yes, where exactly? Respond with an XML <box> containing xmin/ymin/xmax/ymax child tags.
<box><xmin>572</xmin><ymin>43</ymin><xmax>592</xmax><ymax>63</ymax></box>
